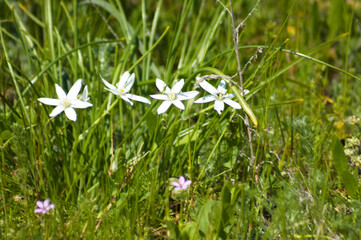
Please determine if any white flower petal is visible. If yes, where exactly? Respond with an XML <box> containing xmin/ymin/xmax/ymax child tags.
<box><xmin>157</xmin><ymin>101</ymin><xmax>172</xmax><ymax>114</ymax></box>
<box><xmin>156</xmin><ymin>78</ymin><xmax>167</xmax><ymax>92</ymax></box>
<box><xmin>55</xmin><ymin>84</ymin><xmax>67</xmax><ymax>99</ymax></box>
<box><xmin>118</xmin><ymin>71</ymin><xmax>130</xmax><ymax>88</ymax></box>
<box><xmin>223</xmin><ymin>98</ymin><xmax>242</xmax><ymax>109</ymax></box>
<box><xmin>179</xmin><ymin>176</ymin><xmax>185</xmax><ymax>185</ymax></box>
<box><xmin>177</xmin><ymin>91</ymin><xmax>199</xmax><ymax>101</ymax></box>
<box><xmin>38</xmin><ymin>98</ymin><xmax>60</xmax><ymax>106</ymax></box>
<box><xmin>46</xmin><ymin>203</ymin><xmax>55</xmax><ymax>211</ymax></box>
<box><xmin>124</xmin><ymin>73</ymin><xmax>135</xmax><ymax>92</ymax></box>
<box><xmin>101</xmin><ymin>76</ymin><xmax>118</xmax><ymax>93</ymax></box>
<box><xmin>126</xmin><ymin>94</ymin><xmax>151</xmax><ymax>104</ymax></box>
<box><xmin>80</xmin><ymin>85</ymin><xmax>89</xmax><ymax>101</ymax></box>
<box><xmin>194</xmin><ymin>95</ymin><xmax>216</xmax><ymax>103</ymax></box>
<box><xmin>36</xmin><ymin>200</ymin><xmax>44</xmax><ymax>208</ymax></box>
<box><xmin>44</xmin><ymin>199</ymin><xmax>49</xmax><ymax>207</ymax></box>
<box><xmin>72</xmin><ymin>100</ymin><xmax>93</xmax><ymax>109</ymax></box>
<box><xmin>34</xmin><ymin>208</ymin><xmax>43</xmax><ymax>214</ymax></box>
<box><xmin>105</xmin><ymin>88</ymin><xmax>120</xmax><ymax>96</ymax></box>
<box><xmin>164</xmin><ymin>87</ymin><xmax>171</xmax><ymax>93</ymax></box>
<box><xmin>199</xmin><ymin>80</ymin><xmax>218</xmax><ymax>95</ymax></box>
<box><xmin>150</xmin><ymin>94</ymin><xmax>169</xmax><ymax>101</ymax></box>
<box><xmin>171</xmin><ymin>181</ymin><xmax>181</xmax><ymax>188</ymax></box>
<box><xmin>224</xmin><ymin>93</ymin><xmax>235</xmax><ymax>99</ymax></box>
<box><xmin>64</xmin><ymin>107</ymin><xmax>77</xmax><ymax>121</ymax></box>
<box><xmin>67</xmin><ymin>79</ymin><xmax>82</xmax><ymax>99</ymax></box>
<box><xmin>182</xmin><ymin>180</ymin><xmax>192</xmax><ymax>189</ymax></box>
<box><xmin>214</xmin><ymin>100</ymin><xmax>224</xmax><ymax>114</ymax></box>
<box><xmin>172</xmin><ymin>100</ymin><xmax>185</xmax><ymax>110</ymax></box>
<box><xmin>217</xmin><ymin>80</ymin><xmax>227</xmax><ymax>95</ymax></box>
<box><xmin>171</xmin><ymin>79</ymin><xmax>184</xmax><ymax>93</ymax></box>
<box><xmin>49</xmin><ymin>105</ymin><xmax>65</xmax><ymax>117</ymax></box>
<box><xmin>121</xmin><ymin>95</ymin><xmax>133</xmax><ymax>105</ymax></box>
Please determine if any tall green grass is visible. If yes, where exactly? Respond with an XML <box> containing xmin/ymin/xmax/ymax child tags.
<box><xmin>1</xmin><ymin>0</ymin><xmax>361</xmax><ymax>239</ymax></box>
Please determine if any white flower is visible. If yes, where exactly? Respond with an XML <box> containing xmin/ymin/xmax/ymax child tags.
<box><xmin>150</xmin><ymin>79</ymin><xmax>199</xmax><ymax>114</ymax></box>
<box><xmin>171</xmin><ymin>176</ymin><xmax>192</xmax><ymax>191</ymax></box>
<box><xmin>38</xmin><ymin>80</ymin><xmax>93</xmax><ymax>121</ymax></box>
<box><xmin>101</xmin><ymin>71</ymin><xmax>151</xmax><ymax>105</ymax></box>
<box><xmin>79</xmin><ymin>85</ymin><xmax>90</xmax><ymax>102</ymax></box>
<box><xmin>34</xmin><ymin>199</ymin><xmax>55</xmax><ymax>214</ymax></box>
<box><xmin>194</xmin><ymin>79</ymin><xmax>248</xmax><ymax>114</ymax></box>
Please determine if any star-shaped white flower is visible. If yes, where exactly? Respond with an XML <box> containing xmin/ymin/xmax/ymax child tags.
<box><xmin>171</xmin><ymin>176</ymin><xmax>192</xmax><ymax>191</ymax></box>
<box><xmin>195</xmin><ymin>79</ymin><xmax>248</xmax><ymax>114</ymax></box>
<box><xmin>34</xmin><ymin>199</ymin><xmax>55</xmax><ymax>214</ymax></box>
<box><xmin>150</xmin><ymin>79</ymin><xmax>199</xmax><ymax>114</ymax></box>
<box><xmin>38</xmin><ymin>80</ymin><xmax>93</xmax><ymax>121</ymax></box>
<box><xmin>101</xmin><ymin>71</ymin><xmax>151</xmax><ymax>105</ymax></box>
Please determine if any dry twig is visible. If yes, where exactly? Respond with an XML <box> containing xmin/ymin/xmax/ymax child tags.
<box><xmin>217</xmin><ymin>0</ymin><xmax>261</xmax><ymax>169</ymax></box>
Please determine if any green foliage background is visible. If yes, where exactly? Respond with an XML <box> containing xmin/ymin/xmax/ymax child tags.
<box><xmin>1</xmin><ymin>0</ymin><xmax>361</xmax><ymax>239</ymax></box>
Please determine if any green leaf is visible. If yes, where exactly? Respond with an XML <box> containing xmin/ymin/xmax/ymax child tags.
<box><xmin>145</xmin><ymin>112</ymin><xmax>157</xmax><ymax>135</ymax></box>
<box><xmin>167</xmin><ymin>221</ymin><xmax>181</xmax><ymax>239</ymax></box>
<box><xmin>341</xmin><ymin>171</ymin><xmax>359</xmax><ymax>199</ymax></box>
<box><xmin>197</xmin><ymin>200</ymin><xmax>217</xmax><ymax>237</ymax></box>
<box><xmin>327</xmin><ymin>0</ymin><xmax>345</xmax><ymax>37</ymax></box>
<box><xmin>1</xmin><ymin>130</ymin><xmax>12</xmax><ymax>141</ymax></box>
<box><xmin>332</xmin><ymin>135</ymin><xmax>359</xmax><ymax>199</ymax></box>
<box><xmin>181</xmin><ymin>222</ymin><xmax>197</xmax><ymax>240</ymax></box>
<box><xmin>175</xmin><ymin>129</ymin><xmax>202</xmax><ymax>146</ymax></box>
<box><xmin>332</xmin><ymin>135</ymin><xmax>349</xmax><ymax>172</ymax></box>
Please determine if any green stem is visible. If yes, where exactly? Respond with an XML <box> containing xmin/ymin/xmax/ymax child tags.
<box><xmin>0</xmin><ymin>26</ymin><xmax>30</xmax><ymax>124</ymax></box>
<box><xmin>73</xmin><ymin>0</ymin><xmax>78</xmax><ymax>80</ymax></box>
<box><xmin>78</xmin><ymin>98</ymin><xmax>120</xmax><ymax>141</ymax></box>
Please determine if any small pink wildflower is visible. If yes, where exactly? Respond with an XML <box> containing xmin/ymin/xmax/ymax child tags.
<box><xmin>171</xmin><ymin>176</ymin><xmax>192</xmax><ymax>191</ymax></box>
<box><xmin>34</xmin><ymin>199</ymin><xmax>55</xmax><ymax>214</ymax></box>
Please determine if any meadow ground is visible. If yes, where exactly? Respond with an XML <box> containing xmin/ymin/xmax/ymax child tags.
<box><xmin>1</xmin><ymin>0</ymin><xmax>361</xmax><ymax>239</ymax></box>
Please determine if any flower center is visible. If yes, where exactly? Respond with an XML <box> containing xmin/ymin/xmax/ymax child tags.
<box><xmin>61</xmin><ymin>98</ymin><xmax>72</xmax><ymax>108</ymax></box>
<box><xmin>168</xmin><ymin>92</ymin><xmax>176</xmax><ymax>101</ymax></box>
<box><xmin>118</xmin><ymin>88</ymin><xmax>127</xmax><ymax>96</ymax></box>
<box><xmin>217</xmin><ymin>93</ymin><xmax>224</xmax><ymax>100</ymax></box>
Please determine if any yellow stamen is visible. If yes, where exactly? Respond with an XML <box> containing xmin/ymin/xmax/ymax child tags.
<box><xmin>62</xmin><ymin>99</ymin><xmax>71</xmax><ymax>108</ymax></box>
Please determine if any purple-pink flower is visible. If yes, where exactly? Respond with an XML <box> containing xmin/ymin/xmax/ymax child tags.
<box><xmin>171</xmin><ymin>176</ymin><xmax>192</xmax><ymax>191</ymax></box>
<box><xmin>34</xmin><ymin>199</ymin><xmax>55</xmax><ymax>214</ymax></box>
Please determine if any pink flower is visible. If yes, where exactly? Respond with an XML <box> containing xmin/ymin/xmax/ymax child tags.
<box><xmin>171</xmin><ymin>176</ymin><xmax>192</xmax><ymax>191</ymax></box>
<box><xmin>34</xmin><ymin>199</ymin><xmax>55</xmax><ymax>214</ymax></box>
